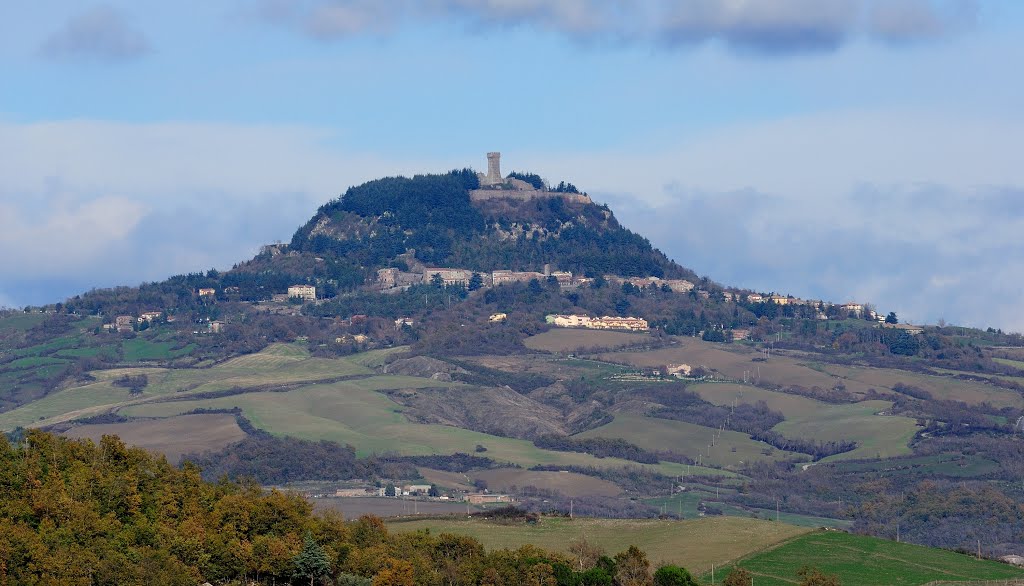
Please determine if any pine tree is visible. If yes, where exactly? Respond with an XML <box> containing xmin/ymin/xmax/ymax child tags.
<box><xmin>294</xmin><ymin>532</ymin><xmax>332</xmax><ymax>586</ymax></box>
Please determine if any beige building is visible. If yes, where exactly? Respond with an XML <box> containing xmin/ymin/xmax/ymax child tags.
<box><xmin>492</xmin><ymin>270</ymin><xmax>545</xmax><ymax>285</ymax></box>
<box><xmin>466</xmin><ymin>493</ymin><xmax>512</xmax><ymax>504</ymax></box>
<box><xmin>114</xmin><ymin>315</ymin><xmax>134</xmax><ymax>333</ymax></box>
<box><xmin>424</xmin><ymin>268</ymin><xmax>475</xmax><ymax>286</ymax></box>
<box><xmin>198</xmin><ymin>288</ymin><xmax>216</xmax><ymax>297</ymax></box>
<box><xmin>139</xmin><ymin>311</ymin><xmax>163</xmax><ymax>323</ymax></box>
<box><xmin>546</xmin><ymin>314</ymin><xmax>649</xmax><ymax>332</ymax></box>
<box><xmin>288</xmin><ymin>284</ymin><xmax>316</xmax><ymax>301</ymax></box>
<box><xmin>666</xmin><ymin>363</ymin><xmax>692</xmax><ymax>377</ymax></box>
<box><xmin>663</xmin><ymin>279</ymin><xmax>695</xmax><ymax>292</ymax></box>
<box><xmin>489</xmin><ymin>313</ymin><xmax>508</xmax><ymax>323</ymax></box>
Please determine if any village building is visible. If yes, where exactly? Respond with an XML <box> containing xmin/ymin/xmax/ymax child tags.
<box><xmin>209</xmin><ymin>321</ymin><xmax>225</xmax><ymax>334</ymax></box>
<box><xmin>138</xmin><ymin>311</ymin><xmax>163</xmax><ymax>323</ymax></box>
<box><xmin>114</xmin><ymin>315</ymin><xmax>134</xmax><ymax>333</ymax></box>
<box><xmin>491</xmin><ymin>270</ymin><xmax>546</xmax><ymax>285</ymax></box>
<box><xmin>424</xmin><ymin>268</ymin><xmax>475</xmax><ymax>286</ymax></box>
<box><xmin>731</xmin><ymin>329</ymin><xmax>751</xmax><ymax>341</ymax></box>
<box><xmin>546</xmin><ymin>314</ymin><xmax>649</xmax><ymax>332</ymax></box>
<box><xmin>840</xmin><ymin>302</ymin><xmax>865</xmax><ymax>317</ymax></box>
<box><xmin>403</xmin><ymin>484</ymin><xmax>432</xmax><ymax>495</ymax></box>
<box><xmin>663</xmin><ymin>279</ymin><xmax>694</xmax><ymax>292</ymax></box>
<box><xmin>288</xmin><ymin>284</ymin><xmax>316</xmax><ymax>301</ymax></box>
<box><xmin>883</xmin><ymin>323</ymin><xmax>925</xmax><ymax>335</ymax></box>
<box><xmin>465</xmin><ymin>493</ymin><xmax>512</xmax><ymax>505</ymax></box>
<box><xmin>489</xmin><ymin>313</ymin><xmax>508</xmax><ymax>323</ymax></box>
<box><xmin>666</xmin><ymin>364</ymin><xmax>692</xmax><ymax>377</ymax></box>
<box><xmin>747</xmin><ymin>293</ymin><xmax>764</xmax><ymax>303</ymax></box>
<box><xmin>395</xmin><ymin>317</ymin><xmax>415</xmax><ymax>329</ymax></box>
<box><xmin>198</xmin><ymin>288</ymin><xmax>216</xmax><ymax>297</ymax></box>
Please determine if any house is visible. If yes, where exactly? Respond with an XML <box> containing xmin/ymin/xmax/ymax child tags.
<box><xmin>404</xmin><ymin>484</ymin><xmax>432</xmax><ymax>494</ymax></box>
<box><xmin>840</xmin><ymin>302</ymin><xmax>864</xmax><ymax>316</ymax></box>
<box><xmin>114</xmin><ymin>315</ymin><xmax>134</xmax><ymax>333</ymax></box>
<box><xmin>395</xmin><ymin>317</ymin><xmax>415</xmax><ymax>329</ymax></box>
<box><xmin>546</xmin><ymin>314</ymin><xmax>590</xmax><ymax>328</ymax></box>
<box><xmin>1000</xmin><ymin>555</ymin><xmax>1024</xmax><ymax>566</ymax></box>
<box><xmin>138</xmin><ymin>311</ymin><xmax>162</xmax><ymax>323</ymax></box>
<box><xmin>198</xmin><ymin>288</ymin><xmax>216</xmax><ymax>297</ymax></box>
<box><xmin>731</xmin><ymin>329</ymin><xmax>751</xmax><ymax>341</ymax></box>
<box><xmin>424</xmin><ymin>268</ymin><xmax>474</xmax><ymax>286</ymax></box>
<box><xmin>288</xmin><ymin>284</ymin><xmax>316</xmax><ymax>301</ymax></box>
<box><xmin>769</xmin><ymin>295</ymin><xmax>791</xmax><ymax>306</ymax></box>
<box><xmin>489</xmin><ymin>313</ymin><xmax>508</xmax><ymax>323</ymax></box>
<box><xmin>377</xmin><ymin>268</ymin><xmax>398</xmax><ymax>288</ymax></box>
<box><xmin>466</xmin><ymin>493</ymin><xmax>512</xmax><ymax>504</ymax></box>
<box><xmin>209</xmin><ymin>321</ymin><xmax>224</xmax><ymax>334</ymax></box>
<box><xmin>662</xmin><ymin>279</ymin><xmax>694</xmax><ymax>292</ymax></box>
<box><xmin>666</xmin><ymin>363</ymin><xmax>692</xmax><ymax>377</ymax></box>
<box><xmin>550</xmin><ymin>271</ymin><xmax>574</xmax><ymax>286</ymax></box>
<box><xmin>592</xmin><ymin>316</ymin><xmax>649</xmax><ymax>331</ymax></box>
<box><xmin>491</xmin><ymin>270</ymin><xmax>545</xmax><ymax>285</ymax></box>
<box><xmin>884</xmin><ymin>323</ymin><xmax>924</xmax><ymax>335</ymax></box>
<box><xmin>747</xmin><ymin>294</ymin><xmax>764</xmax><ymax>303</ymax></box>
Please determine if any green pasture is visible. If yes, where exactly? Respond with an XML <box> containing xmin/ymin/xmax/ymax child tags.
<box><xmin>689</xmin><ymin>382</ymin><xmax>825</xmax><ymax>418</ymax></box>
<box><xmin>706</xmin><ymin>530</ymin><xmax>1024</xmax><ymax>585</ymax></box>
<box><xmin>823</xmin><ymin>364</ymin><xmax>1023</xmax><ymax>408</ymax></box>
<box><xmin>578</xmin><ymin>414</ymin><xmax>807</xmax><ymax>469</ymax></box>
<box><xmin>772</xmin><ymin>400</ymin><xmax>918</xmax><ymax>461</ymax></box>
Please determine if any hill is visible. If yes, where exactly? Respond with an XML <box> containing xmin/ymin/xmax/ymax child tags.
<box><xmin>3</xmin><ymin>158</ymin><xmax>1024</xmax><ymax>561</ymax></box>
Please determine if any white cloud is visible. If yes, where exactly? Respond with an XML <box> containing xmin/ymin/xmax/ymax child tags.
<box><xmin>261</xmin><ymin>0</ymin><xmax>976</xmax><ymax>53</ymax></box>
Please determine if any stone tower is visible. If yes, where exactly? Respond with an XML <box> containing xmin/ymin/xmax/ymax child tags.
<box><xmin>484</xmin><ymin>152</ymin><xmax>502</xmax><ymax>185</ymax></box>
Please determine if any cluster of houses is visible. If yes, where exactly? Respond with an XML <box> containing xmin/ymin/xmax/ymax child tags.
<box><xmin>102</xmin><ymin>311</ymin><xmax>168</xmax><ymax>333</ymax></box>
<box><xmin>545</xmin><ymin>314</ymin><xmax>650</xmax><ymax>332</ymax></box>
<box><xmin>376</xmin><ymin>265</ymin><xmax>696</xmax><ymax>293</ymax></box>
<box><xmin>327</xmin><ymin>484</ymin><xmax>511</xmax><ymax>505</ymax></box>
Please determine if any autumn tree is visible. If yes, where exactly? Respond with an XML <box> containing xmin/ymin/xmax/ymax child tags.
<box><xmin>613</xmin><ymin>546</ymin><xmax>652</xmax><ymax>586</ymax></box>
<box><xmin>723</xmin><ymin>567</ymin><xmax>753</xmax><ymax>586</ymax></box>
<box><xmin>797</xmin><ymin>566</ymin><xmax>841</xmax><ymax>586</ymax></box>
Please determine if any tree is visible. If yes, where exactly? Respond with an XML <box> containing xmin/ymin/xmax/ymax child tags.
<box><xmin>431</xmin><ymin>273</ymin><xmax>444</xmax><ymax>288</ymax></box>
<box><xmin>885</xmin><ymin>312</ymin><xmax>898</xmax><ymax>324</ymax></box>
<box><xmin>613</xmin><ymin>546</ymin><xmax>652</xmax><ymax>586</ymax></box>
<box><xmin>796</xmin><ymin>566</ymin><xmax>841</xmax><ymax>586</ymax></box>
<box><xmin>293</xmin><ymin>533</ymin><xmax>332</xmax><ymax>586</ymax></box>
<box><xmin>372</xmin><ymin>558</ymin><xmax>414</xmax><ymax>586</ymax></box>
<box><xmin>723</xmin><ymin>567</ymin><xmax>753</xmax><ymax>586</ymax></box>
<box><xmin>384</xmin><ymin>483</ymin><xmax>397</xmax><ymax>497</ymax></box>
<box><xmin>469</xmin><ymin>273</ymin><xmax>484</xmax><ymax>291</ymax></box>
<box><xmin>653</xmin><ymin>565</ymin><xmax>697</xmax><ymax>586</ymax></box>
<box><xmin>428</xmin><ymin>484</ymin><xmax>440</xmax><ymax>497</ymax></box>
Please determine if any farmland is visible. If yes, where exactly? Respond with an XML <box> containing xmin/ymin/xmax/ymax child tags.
<box><xmin>708</xmin><ymin>530</ymin><xmax>1024</xmax><ymax>585</ymax></box>
<box><xmin>578</xmin><ymin>414</ymin><xmax>807</xmax><ymax>468</ymax></box>
<box><xmin>120</xmin><ymin>379</ymin><xmax>694</xmax><ymax>474</ymax></box>
<box><xmin>524</xmin><ymin>329</ymin><xmax>654</xmax><ymax>353</ymax></box>
<box><xmin>772</xmin><ymin>400</ymin><xmax>918</xmax><ymax>461</ymax></box>
<box><xmin>388</xmin><ymin>516</ymin><xmax>810</xmax><ymax>573</ymax></box>
<box><xmin>62</xmin><ymin>413</ymin><xmax>246</xmax><ymax>464</ymax></box>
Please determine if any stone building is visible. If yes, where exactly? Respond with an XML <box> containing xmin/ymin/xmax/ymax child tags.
<box><xmin>288</xmin><ymin>284</ymin><xmax>316</xmax><ymax>301</ymax></box>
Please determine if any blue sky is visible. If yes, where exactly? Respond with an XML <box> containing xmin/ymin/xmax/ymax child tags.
<box><xmin>2</xmin><ymin>1</ymin><xmax>1023</xmax><ymax>331</ymax></box>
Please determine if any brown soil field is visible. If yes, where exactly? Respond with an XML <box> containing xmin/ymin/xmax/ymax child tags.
<box><xmin>524</xmin><ymin>329</ymin><xmax>653</xmax><ymax>353</ymax></box>
<box><xmin>594</xmin><ymin>339</ymin><xmax>876</xmax><ymax>395</ymax></box>
<box><xmin>417</xmin><ymin>467</ymin><xmax>476</xmax><ymax>491</ymax></box>
<box><xmin>313</xmin><ymin>497</ymin><xmax>476</xmax><ymax>519</ymax></box>
<box><xmin>471</xmin><ymin>468</ymin><xmax>622</xmax><ymax>497</ymax></box>
<box><xmin>63</xmin><ymin>413</ymin><xmax>246</xmax><ymax>464</ymax></box>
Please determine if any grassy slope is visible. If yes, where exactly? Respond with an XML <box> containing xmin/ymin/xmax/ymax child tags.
<box><xmin>121</xmin><ymin>379</ymin><xmax>705</xmax><ymax>475</ymax></box>
<box><xmin>388</xmin><ymin>516</ymin><xmax>810</xmax><ymax>573</ymax></box>
<box><xmin>578</xmin><ymin>414</ymin><xmax>807</xmax><ymax>469</ymax></box>
<box><xmin>773</xmin><ymin>400</ymin><xmax>918</xmax><ymax>461</ymax></box>
<box><xmin>0</xmin><ymin>343</ymin><xmax>372</xmax><ymax>430</ymax></box>
<box><xmin>706</xmin><ymin>530</ymin><xmax>1024</xmax><ymax>585</ymax></box>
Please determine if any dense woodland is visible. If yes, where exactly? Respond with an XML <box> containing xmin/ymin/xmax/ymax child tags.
<box><xmin>0</xmin><ymin>430</ymin><xmax>739</xmax><ymax>586</ymax></box>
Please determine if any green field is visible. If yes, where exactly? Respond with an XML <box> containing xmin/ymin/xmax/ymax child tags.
<box><xmin>823</xmin><ymin>364</ymin><xmax>1024</xmax><ymax>408</ymax></box>
<box><xmin>830</xmin><ymin>453</ymin><xmax>999</xmax><ymax>478</ymax></box>
<box><xmin>772</xmin><ymin>400</ymin><xmax>919</xmax><ymax>461</ymax></box>
<box><xmin>121</xmin><ymin>338</ymin><xmax>195</xmax><ymax>361</ymax></box>
<box><xmin>122</xmin><ymin>378</ymin><xmax>701</xmax><ymax>475</ymax></box>
<box><xmin>0</xmin><ymin>344</ymin><xmax>373</xmax><ymax>430</ymax></box>
<box><xmin>578</xmin><ymin>414</ymin><xmax>807</xmax><ymax>468</ymax></box>
<box><xmin>707</xmin><ymin>530</ymin><xmax>1024</xmax><ymax>585</ymax></box>
<box><xmin>690</xmin><ymin>382</ymin><xmax>825</xmax><ymax>418</ymax></box>
<box><xmin>389</xmin><ymin>516</ymin><xmax>810</xmax><ymax>573</ymax></box>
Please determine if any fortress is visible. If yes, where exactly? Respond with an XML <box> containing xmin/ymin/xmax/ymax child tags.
<box><xmin>470</xmin><ymin>152</ymin><xmax>592</xmax><ymax>204</ymax></box>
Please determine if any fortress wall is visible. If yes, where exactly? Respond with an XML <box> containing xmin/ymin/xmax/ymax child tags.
<box><xmin>469</xmin><ymin>189</ymin><xmax>592</xmax><ymax>204</ymax></box>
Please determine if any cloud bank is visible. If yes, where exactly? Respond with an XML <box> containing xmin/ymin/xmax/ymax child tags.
<box><xmin>259</xmin><ymin>0</ymin><xmax>977</xmax><ymax>53</ymax></box>
<box><xmin>39</xmin><ymin>4</ymin><xmax>151</xmax><ymax>61</ymax></box>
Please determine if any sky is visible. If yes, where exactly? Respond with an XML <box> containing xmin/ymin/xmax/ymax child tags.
<box><xmin>2</xmin><ymin>0</ymin><xmax>1023</xmax><ymax>331</ymax></box>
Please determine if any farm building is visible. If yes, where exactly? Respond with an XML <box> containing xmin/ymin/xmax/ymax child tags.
<box><xmin>466</xmin><ymin>493</ymin><xmax>512</xmax><ymax>504</ymax></box>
